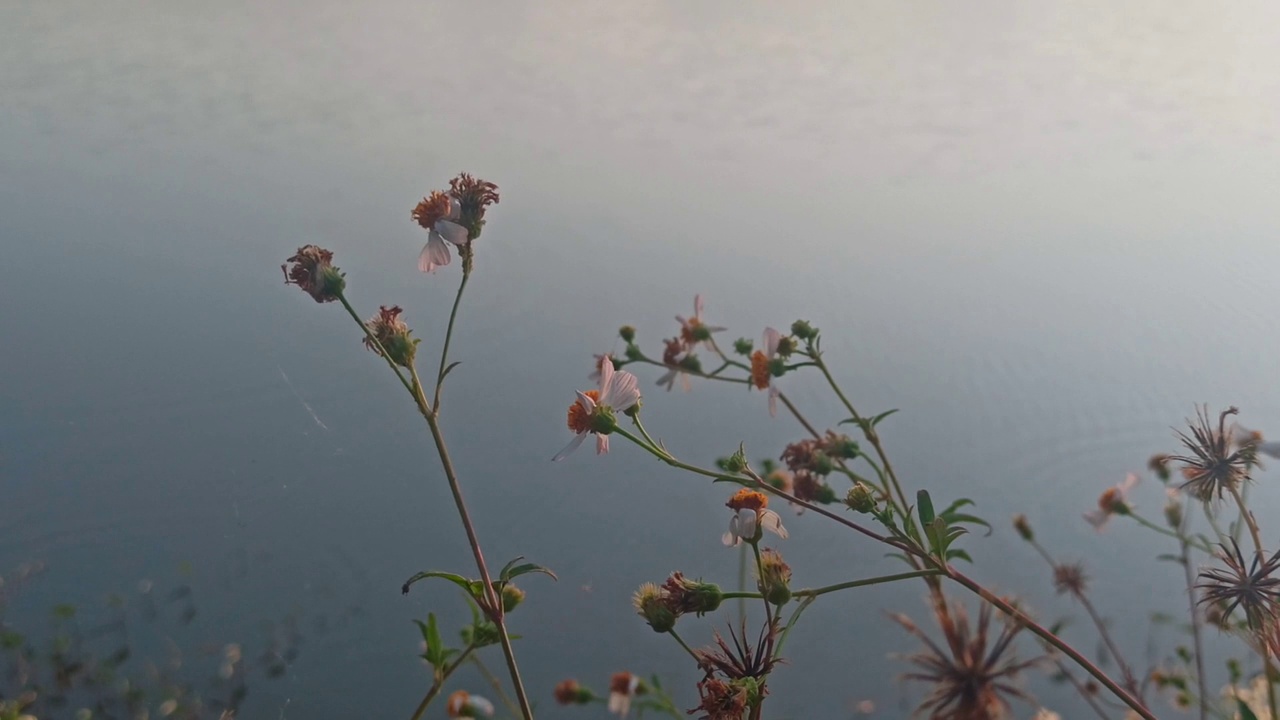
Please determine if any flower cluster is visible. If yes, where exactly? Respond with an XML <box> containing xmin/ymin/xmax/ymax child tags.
<box><xmin>412</xmin><ymin>173</ymin><xmax>500</xmax><ymax>273</ymax></box>
<box><xmin>554</xmin><ymin>357</ymin><xmax>641</xmax><ymax>460</ymax></box>
<box><xmin>632</xmin><ymin>573</ymin><xmax>725</xmax><ymax>633</ymax></box>
<box><xmin>655</xmin><ymin>295</ymin><xmax>724</xmax><ymax>392</ymax></box>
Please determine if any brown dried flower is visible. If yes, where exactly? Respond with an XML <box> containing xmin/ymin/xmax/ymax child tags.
<box><xmin>692</xmin><ymin>678</ymin><xmax>750</xmax><ymax>720</ymax></box>
<box><xmin>282</xmin><ymin>245</ymin><xmax>345</xmax><ymax>303</ymax></box>
<box><xmin>1171</xmin><ymin>406</ymin><xmax>1254</xmax><ymax>501</ymax></box>
<box><xmin>362</xmin><ymin>305</ymin><xmax>420</xmax><ymax>367</ymax></box>
<box><xmin>1196</xmin><ymin>539</ymin><xmax>1280</xmax><ymax>631</ymax></box>
<box><xmin>1052</xmin><ymin>563</ymin><xmax>1089</xmax><ymax>596</ymax></box>
<box><xmin>448</xmin><ymin>173</ymin><xmax>500</xmax><ymax>240</ymax></box>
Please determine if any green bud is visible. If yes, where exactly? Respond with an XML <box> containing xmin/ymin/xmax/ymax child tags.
<box><xmin>811</xmin><ymin>452</ymin><xmax>834</xmax><ymax>476</ymax></box>
<box><xmin>827</xmin><ymin>436</ymin><xmax>860</xmax><ymax>459</ymax></box>
<box><xmin>757</xmin><ymin>549</ymin><xmax>792</xmax><ymax>606</ymax></box>
<box><xmin>1164</xmin><ymin>501</ymin><xmax>1183</xmax><ymax>529</ymax></box>
<box><xmin>813</xmin><ymin>484</ymin><xmax>837</xmax><ymax>505</ymax></box>
<box><xmin>692</xmin><ymin>325</ymin><xmax>712</xmax><ymax>342</ymax></box>
<box><xmin>633</xmin><ymin>583</ymin><xmax>676</xmax><ymax>633</ymax></box>
<box><xmin>619</xmin><ymin>325</ymin><xmax>637</xmax><ymax>342</ymax></box>
<box><xmin>501</xmin><ymin>584</ymin><xmax>525</xmax><ymax>613</ymax></box>
<box><xmin>845</xmin><ymin>483</ymin><xmax>876</xmax><ymax>514</ymax></box>
<box><xmin>723</xmin><ymin>448</ymin><xmax>748</xmax><ymax>473</ymax></box>
<box><xmin>768</xmin><ymin>357</ymin><xmax>787</xmax><ymax>377</ymax></box>
<box><xmin>623</xmin><ymin>398</ymin><xmax>642</xmax><ymax>418</ymax></box>
<box><xmin>625</xmin><ymin>343</ymin><xmax>643</xmax><ymax>361</ymax></box>
<box><xmin>679</xmin><ymin>354</ymin><xmax>703</xmax><ymax>373</ymax></box>
<box><xmin>1012</xmin><ymin>514</ymin><xmax>1034</xmax><ymax>542</ymax></box>
<box><xmin>790</xmin><ymin>320</ymin><xmax>815</xmax><ymax>340</ymax></box>
<box><xmin>733</xmin><ymin>338</ymin><xmax>754</xmax><ymax>356</ymax></box>
<box><xmin>688</xmin><ymin>582</ymin><xmax>723</xmax><ymax>615</ymax></box>
<box><xmin>775</xmin><ymin>336</ymin><xmax>798</xmax><ymax>358</ymax></box>
<box><xmin>589</xmin><ymin>406</ymin><xmax>618</xmax><ymax>435</ymax></box>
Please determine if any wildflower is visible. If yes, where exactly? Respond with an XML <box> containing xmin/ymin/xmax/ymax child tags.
<box><xmin>779</xmin><ymin>438</ymin><xmax>834</xmax><ymax>475</ymax></box>
<box><xmin>722</xmin><ymin>489</ymin><xmax>788</xmax><ymax>547</ymax></box>
<box><xmin>661</xmin><ymin>572</ymin><xmax>723</xmax><ymax>616</ymax></box>
<box><xmin>791</xmin><ymin>470</ymin><xmax>833</xmax><ymax>505</ymax></box>
<box><xmin>1164</xmin><ymin>488</ymin><xmax>1184</xmax><ymax>529</ymax></box>
<box><xmin>657</xmin><ymin>337</ymin><xmax>694</xmax><ymax>392</ymax></box>
<box><xmin>501</xmin><ymin>583</ymin><xmax>525</xmax><ymax>612</ymax></box>
<box><xmin>756</xmin><ymin>548</ymin><xmax>792</xmax><ymax>605</ymax></box>
<box><xmin>692</xmin><ymin>677</ymin><xmax>750</xmax><ymax>720</ymax></box>
<box><xmin>1051</xmin><ymin>562</ymin><xmax>1089</xmax><ymax>596</ymax></box>
<box><xmin>1011</xmin><ymin>514</ymin><xmax>1033</xmax><ymax>542</ymax></box>
<box><xmin>633</xmin><ymin>582</ymin><xmax>676</xmax><ymax>633</ymax></box>
<box><xmin>608</xmin><ymin>672</ymin><xmax>643</xmax><ymax>717</ymax></box>
<box><xmin>845</xmin><ymin>483</ymin><xmax>877</xmax><ymax>514</ymax></box>
<box><xmin>588</xmin><ymin>353</ymin><xmax>617</xmax><ymax>382</ymax></box>
<box><xmin>1171</xmin><ymin>406</ymin><xmax>1254</xmax><ymax>501</ymax></box>
<box><xmin>892</xmin><ymin>599</ymin><xmax>1039</xmax><ymax>720</ymax></box>
<box><xmin>1196</xmin><ymin>539</ymin><xmax>1280</xmax><ymax>631</ymax></box>
<box><xmin>553</xmin><ymin>356</ymin><xmax>641</xmax><ymax>461</ymax></box>
<box><xmin>282</xmin><ymin>245</ymin><xmax>345</xmax><ymax>303</ymax></box>
<box><xmin>676</xmin><ymin>294</ymin><xmax>726</xmax><ymax>350</ymax></box>
<box><xmin>361</xmin><ymin>305</ymin><xmax>420</xmax><ymax>367</ymax></box>
<box><xmin>693</xmin><ymin>620</ymin><xmax>778</xmax><ymax>682</ymax></box>
<box><xmin>1148</xmin><ymin>453</ymin><xmax>1172</xmax><ymax>482</ymax></box>
<box><xmin>554</xmin><ymin>678</ymin><xmax>594</xmax><ymax>705</ymax></box>
<box><xmin>412</xmin><ymin>190</ymin><xmax>467</xmax><ymax>273</ymax></box>
<box><xmin>749</xmin><ymin>328</ymin><xmax>783</xmax><ymax>417</ymax></box>
<box><xmin>448</xmin><ymin>173</ymin><xmax>500</xmax><ymax>241</ymax></box>
<box><xmin>1083</xmin><ymin>473</ymin><xmax>1138</xmax><ymax>530</ymax></box>
<box><xmin>446</xmin><ymin>690</ymin><xmax>495</xmax><ymax>718</ymax></box>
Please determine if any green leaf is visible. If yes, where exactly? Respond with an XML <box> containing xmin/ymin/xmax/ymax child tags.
<box><xmin>916</xmin><ymin>491</ymin><xmax>935</xmax><ymax>526</ymax></box>
<box><xmin>502</xmin><ymin>563</ymin><xmax>558</xmax><ymax>582</ymax></box>
<box><xmin>402</xmin><ymin>570</ymin><xmax>475</xmax><ymax>597</ymax></box>
<box><xmin>942</xmin><ymin>513</ymin><xmax>992</xmax><ymax>537</ymax></box>
<box><xmin>946</xmin><ymin>549</ymin><xmax>974</xmax><ymax>563</ymax></box>
<box><xmin>414</xmin><ymin>613</ymin><xmax>450</xmax><ymax>672</ymax></box>
<box><xmin>870</xmin><ymin>409</ymin><xmax>899</xmax><ymax>427</ymax></box>
<box><xmin>440</xmin><ymin>361</ymin><xmax>463</xmax><ymax>381</ymax></box>
<box><xmin>1238</xmin><ymin>698</ymin><xmax>1260</xmax><ymax>720</ymax></box>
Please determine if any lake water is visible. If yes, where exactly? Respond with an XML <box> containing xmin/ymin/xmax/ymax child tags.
<box><xmin>4</xmin><ymin>1</ymin><xmax>1280</xmax><ymax>717</ymax></box>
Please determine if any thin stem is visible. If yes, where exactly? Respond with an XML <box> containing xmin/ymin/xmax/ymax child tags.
<box><xmin>408</xmin><ymin>644</ymin><xmax>476</xmax><ymax>720</ymax></box>
<box><xmin>1228</xmin><ymin>483</ymin><xmax>1277</xmax><ymax>720</ymax></box>
<box><xmin>1073</xmin><ymin>591</ymin><xmax>1141</xmax><ymax>697</ymax></box>
<box><xmin>432</xmin><ymin>266</ymin><xmax>471</xmax><ymax>411</ymax></box>
<box><xmin>337</xmin><ymin>293</ymin><xmax>415</xmax><ymax>397</ymax></box>
<box><xmin>794</xmin><ymin>570</ymin><xmax>943</xmax><ymax>598</ymax></box>
<box><xmin>1129</xmin><ymin>513</ymin><xmax>1213</xmax><ymax>553</ymax></box>
<box><xmin>1048</xmin><ymin>657</ymin><xmax>1113</xmax><ymax>720</ymax></box>
<box><xmin>667</xmin><ymin>628</ymin><xmax>701</xmax><ymax>663</ymax></box>
<box><xmin>471</xmin><ymin>653</ymin><xmax>521</xmax><ymax>720</ymax></box>
<box><xmin>737</xmin><ymin>542</ymin><xmax>748</xmax><ymax>624</ymax></box>
<box><xmin>1178</xmin><ymin>499</ymin><xmax>1209</xmax><ymax>720</ymax></box>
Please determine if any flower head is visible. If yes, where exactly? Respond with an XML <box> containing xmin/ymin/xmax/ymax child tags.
<box><xmin>553</xmin><ymin>356</ymin><xmax>641</xmax><ymax>461</ymax></box>
<box><xmin>413</xmin><ymin>190</ymin><xmax>468</xmax><ymax>273</ymax></box>
<box><xmin>722</xmin><ymin>489</ymin><xmax>788</xmax><ymax>547</ymax></box>
<box><xmin>756</xmin><ymin>548</ymin><xmax>792</xmax><ymax>605</ymax></box>
<box><xmin>449</xmin><ymin>173</ymin><xmax>500</xmax><ymax>241</ymax></box>
<box><xmin>607</xmin><ymin>672</ymin><xmax>643</xmax><ymax>717</ymax></box>
<box><xmin>676</xmin><ymin>295</ymin><xmax>727</xmax><ymax>350</ymax></box>
<box><xmin>749</xmin><ymin>328</ymin><xmax>783</xmax><ymax>417</ymax></box>
<box><xmin>446</xmin><ymin>690</ymin><xmax>495</xmax><ymax>718</ymax></box>
<box><xmin>554</xmin><ymin>678</ymin><xmax>594</xmax><ymax>705</ymax></box>
<box><xmin>661</xmin><ymin>572</ymin><xmax>723</xmax><ymax>616</ymax></box>
<box><xmin>1197</xmin><ymin>539</ymin><xmax>1280</xmax><ymax>631</ymax></box>
<box><xmin>633</xmin><ymin>582</ymin><xmax>676</xmax><ymax>633</ymax></box>
<box><xmin>1052</xmin><ymin>562</ymin><xmax>1089</xmax><ymax>596</ymax></box>
<box><xmin>282</xmin><ymin>245</ymin><xmax>345</xmax><ymax>303</ymax></box>
<box><xmin>893</xmin><ymin>598</ymin><xmax>1039</xmax><ymax>720</ymax></box>
<box><xmin>1171</xmin><ymin>406</ymin><xmax>1255</xmax><ymax>501</ymax></box>
<box><xmin>362</xmin><ymin>305</ymin><xmax>420</xmax><ymax>367</ymax></box>
<box><xmin>692</xmin><ymin>677</ymin><xmax>750</xmax><ymax>720</ymax></box>
<box><xmin>1083</xmin><ymin>473</ymin><xmax>1139</xmax><ymax>530</ymax></box>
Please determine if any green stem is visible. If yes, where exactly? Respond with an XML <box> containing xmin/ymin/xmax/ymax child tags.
<box><xmin>794</xmin><ymin>570</ymin><xmax>942</xmax><ymax>598</ymax></box>
<box><xmin>667</xmin><ymin>628</ymin><xmax>701</xmax><ymax>663</ymax></box>
<box><xmin>1129</xmin><ymin>513</ymin><xmax>1213</xmax><ymax>553</ymax></box>
<box><xmin>408</xmin><ymin>644</ymin><xmax>476</xmax><ymax>720</ymax></box>
<box><xmin>432</xmin><ymin>266</ymin><xmax>471</xmax><ymax>411</ymax></box>
<box><xmin>471</xmin><ymin>653</ymin><xmax>521</xmax><ymax>720</ymax></box>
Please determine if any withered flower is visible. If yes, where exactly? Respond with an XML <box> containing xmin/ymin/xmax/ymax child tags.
<box><xmin>1051</xmin><ymin>563</ymin><xmax>1089</xmax><ymax>596</ymax></box>
<box><xmin>553</xmin><ymin>678</ymin><xmax>593</xmax><ymax>705</ymax></box>
<box><xmin>892</xmin><ymin>599</ymin><xmax>1039</xmax><ymax>720</ymax></box>
<box><xmin>282</xmin><ymin>245</ymin><xmax>345</xmax><ymax>303</ymax></box>
<box><xmin>756</xmin><ymin>548</ymin><xmax>792</xmax><ymax>606</ymax></box>
<box><xmin>1196</xmin><ymin>539</ymin><xmax>1280</xmax><ymax>631</ymax></box>
<box><xmin>448</xmin><ymin>173</ymin><xmax>500</xmax><ymax>241</ymax></box>
<box><xmin>692</xmin><ymin>677</ymin><xmax>750</xmax><ymax>720</ymax></box>
<box><xmin>693</xmin><ymin>619</ymin><xmax>779</xmax><ymax>683</ymax></box>
<box><xmin>661</xmin><ymin>572</ymin><xmax>723</xmax><ymax>617</ymax></box>
<box><xmin>1171</xmin><ymin>406</ymin><xmax>1254</xmax><ymax>501</ymax></box>
<box><xmin>362</xmin><ymin>305</ymin><xmax>419</xmax><ymax>367</ymax></box>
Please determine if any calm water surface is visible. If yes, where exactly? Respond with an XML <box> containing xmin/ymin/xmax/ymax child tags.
<box><xmin>4</xmin><ymin>1</ymin><xmax>1280</xmax><ymax>716</ymax></box>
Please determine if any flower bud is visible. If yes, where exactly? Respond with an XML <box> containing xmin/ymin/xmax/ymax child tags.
<box><xmin>619</xmin><ymin>325</ymin><xmax>637</xmax><ymax>343</ymax></box>
<box><xmin>768</xmin><ymin>357</ymin><xmax>787</xmax><ymax>378</ymax></box>
<box><xmin>623</xmin><ymin>397</ymin><xmax>643</xmax><ymax>418</ymax></box>
<box><xmin>662</xmin><ymin>572</ymin><xmax>723</xmax><ymax>616</ymax></box>
<box><xmin>1163</xmin><ymin>499</ymin><xmax>1183</xmax><ymax>529</ymax></box>
<box><xmin>282</xmin><ymin>245</ymin><xmax>346</xmax><ymax>303</ymax></box>
<box><xmin>363</xmin><ymin>305</ymin><xmax>420</xmax><ymax>367</ymax></box>
<box><xmin>501</xmin><ymin>584</ymin><xmax>525</xmax><ymax>613</ymax></box>
<box><xmin>1012</xmin><ymin>514</ymin><xmax>1034</xmax><ymax>542</ymax></box>
<box><xmin>678</xmin><ymin>354</ymin><xmax>703</xmax><ymax>374</ymax></box>
<box><xmin>633</xmin><ymin>583</ymin><xmax>676</xmax><ymax>633</ymax></box>
<box><xmin>723</xmin><ymin>450</ymin><xmax>748</xmax><ymax>473</ymax></box>
<box><xmin>588</xmin><ymin>405</ymin><xmax>618</xmax><ymax>435</ymax></box>
<box><xmin>811</xmin><ymin>451</ymin><xmax>835</xmax><ymax>476</ymax></box>
<box><xmin>757</xmin><ymin>548</ymin><xmax>792</xmax><ymax>606</ymax></box>
<box><xmin>1148</xmin><ymin>454</ymin><xmax>1172</xmax><ymax>482</ymax></box>
<box><xmin>733</xmin><ymin>338</ymin><xmax>753</xmax><ymax>356</ymax></box>
<box><xmin>845</xmin><ymin>483</ymin><xmax>876</xmax><ymax>514</ymax></box>
<box><xmin>813</xmin><ymin>484</ymin><xmax>837</xmax><ymax>505</ymax></box>
<box><xmin>775</xmin><ymin>336</ymin><xmax>798</xmax><ymax>358</ymax></box>
<box><xmin>553</xmin><ymin>679</ymin><xmax>595</xmax><ymax>706</ymax></box>
<box><xmin>790</xmin><ymin>320</ymin><xmax>815</xmax><ymax>340</ymax></box>
<box><xmin>624</xmin><ymin>343</ymin><xmax>643</xmax><ymax>361</ymax></box>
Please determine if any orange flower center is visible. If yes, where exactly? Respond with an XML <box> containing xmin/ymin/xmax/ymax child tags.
<box><xmin>567</xmin><ymin>390</ymin><xmax>601</xmax><ymax>433</ymax></box>
<box><xmin>750</xmin><ymin>350</ymin><xmax>770</xmax><ymax>389</ymax></box>
<box><xmin>411</xmin><ymin>191</ymin><xmax>452</xmax><ymax>229</ymax></box>
<box><xmin>726</xmin><ymin>489</ymin><xmax>768</xmax><ymax>511</ymax></box>
<box><xmin>680</xmin><ymin>319</ymin><xmax>702</xmax><ymax>346</ymax></box>
<box><xmin>1097</xmin><ymin>487</ymin><xmax>1120</xmax><ymax>512</ymax></box>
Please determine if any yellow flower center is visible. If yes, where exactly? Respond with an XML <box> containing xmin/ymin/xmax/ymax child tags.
<box><xmin>727</xmin><ymin>489</ymin><xmax>768</xmax><ymax>511</ymax></box>
<box><xmin>750</xmin><ymin>350</ymin><xmax>771</xmax><ymax>390</ymax></box>
<box><xmin>567</xmin><ymin>390</ymin><xmax>601</xmax><ymax>433</ymax></box>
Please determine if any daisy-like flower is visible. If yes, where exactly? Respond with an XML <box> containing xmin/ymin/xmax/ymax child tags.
<box><xmin>657</xmin><ymin>337</ymin><xmax>695</xmax><ymax>392</ymax></box>
<box><xmin>1083</xmin><ymin>473</ymin><xmax>1139</xmax><ymax>530</ymax></box>
<box><xmin>413</xmin><ymin>190</ymin><xmax>468</xmax><ymax>273</ymax></box>
<box><xmin>676</xmin><ymin>294</ymin><xmax>727</xmax><ymax>351</ymax></box>
<box><xmin>446</xmin><ymin>690</ymin><xmax>495</xmax><ymax>718</ymax></box>
<box><xmin>749</xmin><ymin>327</ymin><xmax>783</xmax><ymax>417</ymax></box>
<box><xmin>608</xmin><ymin>671</ymin><xmax>643</xmax><ymax>717</ymax></box>
<box><xmin>589</xmin><ymin>352</ymin><xmax>619</xmax><ymax>383</ymax></box>
<box><xmin>722</xmin><ymin>489</ymin><xmax>788</xmax><ymax>547</ymax></box>
<box><xmin>553</xmin><ymin>356</ymin><xmax>640</xmax><ymax>461</ymax></box>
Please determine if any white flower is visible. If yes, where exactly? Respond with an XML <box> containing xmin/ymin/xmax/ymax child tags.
<box><xmin>675</xmin><ymin>294</ymin><xmax>726</xmax><ymax>350</ymax></box>
<box><xmin>446</xmin><ymin>690</ymin><xmax>494</xmax><ymax>718</ymax></box>
<box><xmin>721</xmin><ymin>489</ymin><xmax>789</xmax><ymax>546</ymax></box>
<box><xmin>553</xmin><ymin>356</ymin><xmax>641</xmax><ymax>461</ymax></box>
<box><xmin>414</xmin><ymin>193</ymin><xmax>469</xmax><ymax>273</ymax></box>
<box><xmin>1084</xmin><ymin>472</ymin><xmax>1139</xmax><ymax>530</ymax></box>
<box><xmin>608</xmin><ymin>672</ymin><xmax>641</xmax><ymax>717</ymax></box>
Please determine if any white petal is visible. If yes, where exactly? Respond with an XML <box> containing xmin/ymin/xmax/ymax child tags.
<box><xmin>596</xmin><ymin>434</ymin><xmax>610</xmax><ymax>455</ymax></box>
<box><xmin>418</xmin><ymin>234</ymin><xmax>452</xmax><ymax>273</ymax></box>
<box><xmin>469</xmin><ymin>697</ymin><xmax>495</xmax><ymax>717</ymax></box>
<box><xmin>602</xmin><ymin>370</ymin><xmax>640</xmax><ymax>411</ymax></box>
<box><xmin>760</xmin><ymin>510</ymin><xmax>788</xmax><ymax>539</ymax></box>
<box><xmin>575</xmin><ymin>391</ymin><xmax>597</xmax><ymax>413</ymax></box>
<box><xmin>447</xmin><ymin>196</ymin><xmax>461</xmax><ymax>220</ymax></box>
<box><xmin>739</xmin><ymin>509</ymin><xmax>758</xmax><ymax>540</ymax></box>
<box><xmin>656</xmin><ymin>369</ymin><xmax>677</xmax><ymax>391</ymax></box>
<box><xmin>552</xmin><ymin>433</ymin><xmax>588</xmax><ymax>462</ymax></box>
<box><xmin>768</xmin><ymin>387</ymin><xmax>779</xmax><ymax>418</ymax></box>
<box><xmin>694</xmin><ymin>294</ymin><xmax>704</xmax><ymax>319</ymax></box>
<box><xmin>762</xmin><ymin>327</ymin><xmax>782</xmax><ymax>357</ymax></box>
<box><xmin>436</xmin><ymin>219</ymin><xmax>470</xmax><ymax>246</ymax></box>
<box><xmin>1118</xmin><ymin>472</ymin><xmax>1139</xmax><ymax>495</ymax></box>
<box><xmin>722</xmin><ymin>530</ymin><xmax>740</xmax><ymax>547</ymax></box>
<box><xmin>1083</xmin><ymin>510</ymin><xmax>1108</xmax><ymax>530</ymax></box>
<box><xmin>598</xmin><ymin>355</ymin><xmax>614</xmax><ymax>392</ymax></box>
